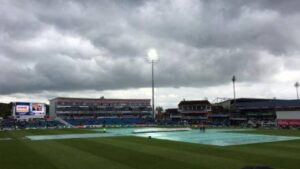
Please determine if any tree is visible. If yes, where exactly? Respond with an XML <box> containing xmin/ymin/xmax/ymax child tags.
<box><xmin>0</xmin><ymin>102</ymin><xmax>12</xmax><ymax>118</ymax></box>
<box><xmin>155</xmin><ymin>106</ymin><xmax>164</xmax><ymax>114</ymax></box>
<box><xmin>155</xmin><ymin>106</ymin><xmax>164</xmax><ymax>121</ymax></box>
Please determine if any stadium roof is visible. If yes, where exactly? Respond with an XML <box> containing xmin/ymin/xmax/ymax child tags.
<box><xmin>235</xmin><ymin>99</ymin><xmax>300</xmax><ymax>110</ymax></box>
<box><xmin>178</xmin><ymin>100</ymin><xmax>211</xmax><ymax>106</ymax></box>
<box><xmin>49</xmin><ymin>97</ymin><xmax>150</xmax><ymax>102</ymax></box>
<box><xmin>217</xmin><ymin>98</ymin><xmax>293</xmax><ymax>104</ymax></box>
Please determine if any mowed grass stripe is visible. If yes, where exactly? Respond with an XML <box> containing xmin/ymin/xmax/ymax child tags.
<box><xmin>267</xmin><ymin>141</ymin><xmax>300</xmax><ymax>151</ymax></box>
<box><xmin>0</xmin><ymin>140</ymin><xmax>57</xmax><ymax>169</ymax></box>
<box><xmin>85</xmin><ymin>136</ymin><xmax>244</xmax><ymax>169</ymax></box>
<box><xmin>227</xmin><ymin>142</ymin><xmax>300</xmax><ymax>169</ymax></box>
<box><xmin>108</xmin><ymin>136</ymin><xmax>300</xmax><ymax>169</ymax></box>
<box><xmin>232</xmin><ymin>141</ymin><xmax>300</xmax><ymax>160</ymax></box>
<box><xmin>107</xmin><ymin>137</ymin><xmax>275</xmax><ymax>168</ymax></box>
<box><xmin>59</xmin><ymin>138</ymin><xmax>205</xmax><ymax>169</ymax></box>
<box><xmin>1</xmin><ymin>128</ymin><xmax>300</xmax><ymax>169</ymax></box>
<box><xmin>21</xmin><ymin>139</ymin><xmax>135</xmax><ymax>169</ymax></box>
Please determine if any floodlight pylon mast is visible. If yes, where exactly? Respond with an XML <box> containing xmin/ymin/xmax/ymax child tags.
<box><xmin>295</xmin><ymin>82</ymin><xmax>299</xmax><ymax>100</ymax></box>
<box><xmin>147</xmin><ymin>48</ymin><xmax>159</xmax><ymax>121</ymax></box>
<box><xmin>151</xmin><ymin>61</ymin><xmax>155</xmax><ymax>120</ymax></box>
<box><xmin>232</xmin><ymin>75</ymin><xmax>236</xmax><ymax>104</ymax></box>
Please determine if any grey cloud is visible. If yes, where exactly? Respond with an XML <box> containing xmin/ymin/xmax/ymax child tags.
<box><xmin>131</xmin><ymin>0</ymin><xmax>299</xmax><ymax>55</ymax></box>
<box><xmin>0</xmin><ymin>0</ymin><xmax>299</xmax><ymax>95</ymax></box>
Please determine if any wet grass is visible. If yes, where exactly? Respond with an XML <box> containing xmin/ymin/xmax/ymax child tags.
<box><xmin>0</xmin><ymin>128</ymin><xmax>299</xmax><ymax>169</ymax></box>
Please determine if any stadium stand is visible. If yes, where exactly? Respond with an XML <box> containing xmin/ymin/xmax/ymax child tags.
<box><xmin>49</xmin><ymin>97</ymin><xmax>154</xmax><ymax>127</ymax></box>
<box><xmin>0</xmin><ymin>118</ymin><xmax>65</xmax><ymax>130</ymax></box>
<box><xmin>62</xmin><ymin>117</ymin><xmax>154</xmax><ymax>126</ymax></box>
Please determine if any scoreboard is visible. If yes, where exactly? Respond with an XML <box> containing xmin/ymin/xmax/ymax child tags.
<box><xmin>13</xmin><ymin>102</ymin><xmax>46</xmax><ymax>119</ymax></box>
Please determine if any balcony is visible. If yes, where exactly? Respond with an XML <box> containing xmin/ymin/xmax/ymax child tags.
<box><xmin>179</xmin><ymin>110</ymin><xmax>209</xmax><ymax>114</ymax></box>
<box><xmin>209</xmin><ymin>114</ymin><xmax>229</xmax><ymax>117</ymax></box>
<box><xmin>229</xmin><ymin>117</ymin><xmax>247</xmax><ymax>120</ymax></box>
<box><xmin>170</xmin><ymin>115</ymin><xmax>182</xmax><ymax>118</ymax></box>
<box><xmin>181</xmin><ymin>116</ymin><xmax>208</xmax><ymax>120</ymax></box>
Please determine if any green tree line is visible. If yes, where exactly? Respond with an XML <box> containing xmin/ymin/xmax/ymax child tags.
<box><xmin>0</xmin><ymin>103</ymin><xmax>12</xmax><ymax>118</ymax></box>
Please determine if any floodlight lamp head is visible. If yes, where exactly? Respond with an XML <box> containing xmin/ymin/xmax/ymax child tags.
<box><xmin>147</xmin><ymin>48</ymin><xmax>159</xmax><ymax>62</ymax></box>
<box><xmin>295</xmin><ymin>82</ymin><xmax>299</xmax><ymax>88</ymax></box>
<box><xmin>232</xmin><ymin>75</ymin><xmax>236</xmax><ymax>82</ymax></box>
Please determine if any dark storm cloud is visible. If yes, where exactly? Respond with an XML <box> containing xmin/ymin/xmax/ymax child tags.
<box><xmin>0</xmin><ymin>0</ymin><xmax>299</xmax><ymax>94</ymax></box>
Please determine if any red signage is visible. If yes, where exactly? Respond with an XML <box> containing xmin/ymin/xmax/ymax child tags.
<box><xmin>277</xmin><ymin>119</ymin><xmax>300</xmax><ymax>126</ymax></box>
<box><xmin>16</xmin><ymin>105</ymin><xmax>30</xmax><ymax>113</ymax></box>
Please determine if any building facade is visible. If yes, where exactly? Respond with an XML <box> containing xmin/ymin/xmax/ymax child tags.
<box><xmin>178</xmin><ymin>100</ymin><xmax>212</xmax><ymax>124</ymax></box>
<box><xmin>49</xmin><ymin>97</ymin><xmax>153</xmax><ymax>126</ymax></box>
<box><xmin>216</xmin><ymin>98</ymin><xmax>300</xmax><ymax>126</ymax></box>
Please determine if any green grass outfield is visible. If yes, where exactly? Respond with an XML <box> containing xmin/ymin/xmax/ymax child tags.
<box><xmin>1</xmin><ymin>128</ymin><xmax>300</xmax><ymax>169</ymax></box>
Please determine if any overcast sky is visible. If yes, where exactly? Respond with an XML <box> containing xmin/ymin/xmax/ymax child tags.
<box><xmin>1</xmin><ymin>0</ymin><xmax>300</xmax><ymax>108</ymax></box>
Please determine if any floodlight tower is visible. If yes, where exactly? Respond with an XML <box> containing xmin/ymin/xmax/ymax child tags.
<box><xmin>232</xmin><ymin>75</ymin><xmax>236</xmax><ymax>105</ymax></box>
<box><xmin>295</xmin><ymin>82</ymin><xmax>299</xmax><ymax>100</ymax></box>
<box><xmin>147</xmin><ymin>48</ymin><xmax>159</xmax><ymax>120</ymax></box>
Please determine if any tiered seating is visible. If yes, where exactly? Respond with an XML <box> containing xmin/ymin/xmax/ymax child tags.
<box><xmin>0</xmin><ymin>119</ymin><xmax>65</xmax><ymax>129</ymax></box>
<box><xmin>63</xmin><ymin>117</ymin><xmax>154</xmax><ymax>126</ymax></box>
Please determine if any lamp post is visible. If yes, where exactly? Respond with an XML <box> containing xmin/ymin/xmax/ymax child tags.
<box><xmin>295</xmin><ymin>82</ymin><xmax>299</xmax><ymax>100</ymax></box>
<box><xmin>147</xmin><ymin>48</ymin><xmax>159</xmax><ymax>120</ymax></box>
<box><xmin>232</xmin><ymin>75</ymin><xmax>236</xmax><ymax>101</ymax></box>
<box><xmin>232</xmin><ymin>75</ymin><xmax>236</xmax><ymax>110</ymax></box>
